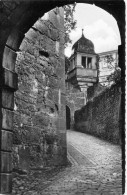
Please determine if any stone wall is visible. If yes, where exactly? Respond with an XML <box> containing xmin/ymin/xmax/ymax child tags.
<box><xmin>13</xmin><ymin>7</ymin><xmax>67</xmax><ymax>172</ymax></box>
<box><xmin>87</xmin><ymin>83</ymin><xmax>107</xmax><ymax>102</ymax></box>
<box><xmin>66</xmin><ymin>91</ymin><xmax>86</xmax><ymax>128</ymax></box>
<box><xmin>66</xmin><ymin>81</ymin><xmax>86</xmax><ymax>128</ymax></box>
<box><xmin>74</xmin><ymin>83</ymin><xmax>121</xmax><ymax>144</ymax></box>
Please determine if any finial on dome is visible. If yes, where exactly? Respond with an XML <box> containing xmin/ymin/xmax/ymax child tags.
<box><xmin>82</xmin><ymin>29</ymin><xmax>84</xmax><ymax>37</ymax></box>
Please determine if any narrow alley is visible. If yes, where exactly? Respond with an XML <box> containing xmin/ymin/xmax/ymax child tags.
<box><xmin>41</xmin><ymin>130</ymin><xmax>122</xmax><ymax>195</ymax></box>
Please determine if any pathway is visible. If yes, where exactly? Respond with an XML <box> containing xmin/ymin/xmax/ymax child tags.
<box><xmin>41</xmin><ymin>130</ymin><xmax>122</xmax><ymax>195</ymax></box>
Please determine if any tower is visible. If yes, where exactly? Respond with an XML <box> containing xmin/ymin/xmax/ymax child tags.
<box><xmin>66</xmin><ymin>29</ymin><xmax>98</xmax><ymax>92</ymax></box>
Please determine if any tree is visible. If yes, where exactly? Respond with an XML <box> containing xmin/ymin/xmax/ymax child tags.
<box><xmin>107</xmin><ymin>67</ymin><xmax>121</xmax><ymax>84</ymax></box>
<box><xmin>104</xmin><ymin>54</ymin><xmax>121</xmax><ymax>84</ymax></box>
<box><xmin>104</xmin><ymin>54</ymin><xmax>115</xmax><ymax>69</ymax></box>
<box><xmin>64</xmin><ymin>3</ymin><xmax>77</xmax><ymax>48</ymax></box>
<box><xmin>64</xmin><ymin>4</ymin><xmax>77</xmax><ymax>73</ymax></box>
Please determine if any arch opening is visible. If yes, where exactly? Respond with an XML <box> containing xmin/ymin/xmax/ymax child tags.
<box><xmin>0</xmin><ymin>1</ymin><xmax>125</xmax><ymax>194</ymax></box>
<box><xmin>66</xmin><ymin>105</ymin><xmax>71</xmax><ymax>129</ymax></box>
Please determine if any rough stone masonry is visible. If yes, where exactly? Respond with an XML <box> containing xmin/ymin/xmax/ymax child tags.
<box><xmin>12</xmin><ymin>7</ymin><xmax>67</xmax><ymax>172</ymax></box>
<box><xmin>74</xmin><ymin>83</ymin><xmax>121</xmax><ymax>144</ymax></box>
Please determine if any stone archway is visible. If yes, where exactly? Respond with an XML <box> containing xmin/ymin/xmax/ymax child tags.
<box><xmin>0</xmin><ymin>0</ymin><xmax>125</xmax><ymax>194</ymax></box>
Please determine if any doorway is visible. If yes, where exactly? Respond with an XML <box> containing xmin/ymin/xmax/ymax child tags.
<box><xmin>66</xmin><ymin>106</ymin><xmax>71</xmax><ymax>129</ymax></box>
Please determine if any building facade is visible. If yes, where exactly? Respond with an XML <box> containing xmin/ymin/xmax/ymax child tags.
<box><xmin>66</xmin><ymin>30</ymin><xmax>98</xmax><ymax>93</ymax></box>
<box><xmin>98</xmin><ymin>50</ymin><xmax>118</xmax><ymax>86</ymax></box>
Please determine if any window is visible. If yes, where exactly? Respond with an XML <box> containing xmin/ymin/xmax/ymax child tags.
<box><xmin>82</xmin><ymin>56</ymin><xmax>92</xmax><ymax>69</ymax></box>
<box><xmin>82</xmin><ymin>56</ymin><xmax>86</xmax><ymax>68</ymax></box>
<box><xmin>88</xmin><ymin>57</ymin><xmax>92</xmax><ymax>69</ymax></box>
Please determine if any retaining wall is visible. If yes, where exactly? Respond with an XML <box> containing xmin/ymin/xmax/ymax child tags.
<box><xmin>74</xmin><ymin>83</ymin><xmax>121</xmax><ymax>144</ymax></box>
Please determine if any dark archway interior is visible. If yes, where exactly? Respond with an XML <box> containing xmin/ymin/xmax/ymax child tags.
<box><xmin>66</xmin><ymin>106</ymin><xmax>71</xmax><ymax>129</ymax></box>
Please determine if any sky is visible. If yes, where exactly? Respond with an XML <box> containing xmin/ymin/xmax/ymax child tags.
<box><xmin>65</xmin><ymin>3</ymin><xmax>121</xmax><ymax>57</ymax></box>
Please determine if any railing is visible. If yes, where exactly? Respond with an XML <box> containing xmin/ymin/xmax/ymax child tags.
<box><xmin>67</xmin><ymin>67</ymin><xmax>97</xmax><ymax>80</ymax></box>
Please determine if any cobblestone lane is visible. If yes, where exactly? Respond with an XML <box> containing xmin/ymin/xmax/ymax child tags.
<box><xmin>41</xmin><ymin>130</ymin><xmax>122</xmax><ymax>195</ymax></box>
<box><xmin>12</xmin><ymin>130</ymin><xmax>123</xmax><ymax>195</ymax></box>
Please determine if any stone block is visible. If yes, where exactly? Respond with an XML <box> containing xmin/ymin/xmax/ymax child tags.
<box><xmin>19</xmin><ymin>38</ymin><xmax>27</xmax><ymax>51</ymax></box>
<box><xmin>3</xmin><ymin>46</ymin><xmax>17</xmax><ymax>71</ymax></box>
<box><xmin>25</xmin><ymin>28</ymin><xmax>39</xmax><ymax>43</ymax></box>
<box><xmin>1</xmin><ymin>152</ymin><xmax>12</xmax><ymax>172</ymax></box>
<box><xmin>6</xmin><ymin>28</ymin><xmax>24</xmax><ymax>51</ymax></box>
<box><xmin>58</xmin><ymin>7</ymin><xmax>64</xmax><ymax>18</ymax></box>
<box><xmin>2</xmin><ymin>108</ymin><xmax>13</xmax><ymax>130</ymax></box>
<box><xmin>33</xmin><ymin>20</ymin><xmax>48</xmax><ymax>35</ymax></box>
<box><xmin>48</xmin><ymin>10</ymin><xmax>63</xmax><ymax>31</ymax></box>
<box><xmin>48</xmin><ymin>10</ymin><xmax>58</xmax><ymax>28</ymax></box>
<box><xmin>3</xmin><ymin>68</ymin><xmax>18</xmax><ymax>90</ymax></box>
<box><xmin>1</xmin><ymin>130</ymin><xmax>13</xmax><ymax>151</ymax></box>
<box><xmin>2</xmin><ymin>89</ymin><xmax>14</xmax><ymax>110</ymax></box>
<box><xmin>50</xmin><ymin>28</ymin><xmax>59</xmax><ymax>41</ymax></box>
<box><xmin>0</xmin><ymin>173</ymin><xmax>12</xmax><ymax>194</ymax></box>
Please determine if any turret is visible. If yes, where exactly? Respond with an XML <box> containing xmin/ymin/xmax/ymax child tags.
<box><xmin>66</xmin><ymin>29</ymin><xmax>98</xmax><ymax>92</ymax></box>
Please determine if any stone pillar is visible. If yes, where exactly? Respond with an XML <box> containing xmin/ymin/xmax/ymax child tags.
<box><xmin>0</xmin><ymin>46</ymin><xmax>18</xmax><ymax>194</ymax></box>
<box><xmin>118</xmin><ymin>44</ymin><xmax>125</xmax><ymax>133</ymax></box>
<box><xmin>77</xmin><ymin>54</ymin><xmax>81</xmax><ymax>66</ymax></box>
<box><xmin>118</xmin><ymin>44</ymin><xmax>125</xmax><ymax>192</ymax></box>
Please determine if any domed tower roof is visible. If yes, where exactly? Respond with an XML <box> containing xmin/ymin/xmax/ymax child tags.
<box><xmin>72</xmin><ymin>29</ymin><xmax>95</xmax><ymax>54</ymax></box>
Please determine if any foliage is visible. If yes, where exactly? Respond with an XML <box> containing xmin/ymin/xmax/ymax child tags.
<box><xmin>103</xmin><ymin>54</ymin><xmax>121</xmax><ymax>84</ymax></box>
<box><xmin>107</xmin><ymin>67</ymin><xmax>121</xmax><ymax>84</ymax></box>
<box><xmin>104</xmin><ymin>55</ymin><xmax>115</xmax><ymax>69</ymax></box>
<box><xmin>64</xmin><ymin>3</ymin><xmax>77</xmax><ymax>73</ymax></box>
<box><xmin>64</xmin><ymin>3</ymin><xmax>77</xmax><ymax>48</ymax></box>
